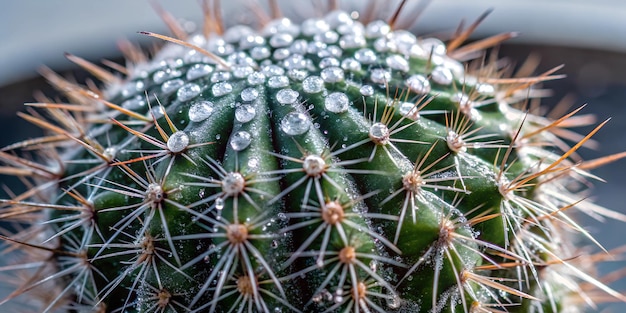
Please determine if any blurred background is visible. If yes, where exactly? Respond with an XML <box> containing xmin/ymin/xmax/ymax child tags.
<box><xmin>0</xmin><ymin>0</ymin><xmax>625</xmax><ymax>311</ymax></box>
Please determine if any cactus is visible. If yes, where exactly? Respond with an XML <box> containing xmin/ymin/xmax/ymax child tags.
<box><xmin>1</xmin><ymin>1</ymin><xmax>625</xmax><ymax>312</ymax></box>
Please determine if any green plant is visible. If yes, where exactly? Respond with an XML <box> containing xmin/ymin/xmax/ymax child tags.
<box><xmin>1</xmin><ymin>1</ymin><xmax>624</xmax><ymax>312</ymax></box>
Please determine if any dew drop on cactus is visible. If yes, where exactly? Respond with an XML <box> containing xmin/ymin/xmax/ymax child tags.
<box><xmin>1</xmin><ymin>1</ymin><xmax>626</xmax><ymax>312</ymax></box>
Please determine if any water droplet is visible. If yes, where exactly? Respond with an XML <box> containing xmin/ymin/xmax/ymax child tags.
<box><xmin>320</xmin><ymin>67</ymin><xmax>344</xmax><ymax>83</ymax></box>
<box><xmin>326</xmin><ymin>46</ymin><xmax>343</xmax><ymax>58</ymax></box>
<box><xmin>268</xmin><ymin>75</ymin><xmax>290</xmax><ymax>88</ymax></box>
<box><xmin>431</xmin><ymin>66</ymin><xmax>453</xmax><ymax>85</ymax></box>
<box><xmin>237</xmin><ymin>32</ymin><xmax>263</xmax><ymax>48</ymax></box>
<box><xmin>324</xmin><ymin>10</ymin><xmax>353</xmax><ymax>28</ymax></box>
<box><xmin>421</xmin><ymin>37</ymin><xmax>447</xmax><ymax>55</ymax></box>
<box><xmin>390</xmin><ymin>30</ymin><xmax>417</xmax><ymax>54</ymax></box>
<box><xmin>262</xmin><ymin>65</ymin><xmax>285</xmax><ymax>76</ymax></box>
<box><xmin>324</xmin><ymin>92</ymin><xmax>349</xmax><ymax>113</ymax></box>
<box><xmin>354</xmin><ymin>48</ymin><xmax>377</xmax><ymax>64</ymax></box>
<box><xmin>215</xmin><ymin>197</ymin><xmax>225</xmax><ymax>210</ymax></box>
<box><xmin>211</xmin><ymin>71</ymin><xmax>232</xmax><ymax>83</ymax></box>
<box><xmin>103</xmin><ymin>147</ymin><xmax>117</xmax><ymax>160</ymax></box>
<box><xmin>374</xmin><ymin>36</ymin><xmax>395</xmax><ymax>52</ymax></box>
<box><xmin>227</xmin><ymin>51</ymin><xmax>253</xmax><ymax>66</ymax></box>
<box><xmin>319</xmin><ymin>57</ymin><xmax>340</xmax><ymax>69</ymax></box>
<box><xmin>316</xmin><ymin>31</ymin><xmax>339</xmax><ymax>44</ymax></box>
<box><xmin>222</xmin><ymin>172</ymin><xmax>245</xmax><ymax>196</ymax></box>
<box><xmin>185</xmin><ymin>50</ymin><xmax>203</xmax><ymax>63</ymax></box>
<box><xmin>339</xmin><ymin>34</ymin><xmax>366</xmax><ymax>49</ymax></box>
<box><xmin>370</xmin><ymin>69</ymin><xmax>391</xmax><ymax>84</ymax></box>
<box><xmin>247</xmin><ymin>72</ymin><xmax>266</xmax><ymax>85</ymax></box>
<box><xmin>241</xmin><ymin>87</ymin><xmax>259</xmax><ymax>102</ymax></box>
<box><xmin>284</xmin><ymin>53</ymin><xmax>307</xmax><ymax>70</ymax></box>
<box><xmin>308</xmin><ymin>40</ymin><xmax>327</xmax><ymax>55</ymax></box>
<box><xmin>399</xmin><ymin>102</ymin><xmax>420</xmax><ymax>119</ymax></box>
<box><xmin>302</xmin><ymin>76</ymin><xmax>324</xmax><ymax>93</ymax></box>
<box><xmin>230</xmin><ymin>131</ymin><xmax>252</xmax><ymax>151</ymax></box>
<box><xmin>150</xmin><ymin>105</ymin><xmax>165</xmax><ymax>118</ymax></box>
<box><xmin>276</xmin><ymin>89</ymin><xmax>299</xmax><ymax>105</ymax></box>
<box><xmin>186</xmin><ymin>64</ymin><xmax>213</xmax><ymax>80</ymax></box>
<box><xmin>232</xmin><ymin>66</ymin><xmax>254</xmax><ymax>78</ymax></box>
<box><xmin>360</xmin><ymin>85</ymin><xmax>374</xmax><ymax>96</ymax></box>
<box><xmin>365</xmin><ymin>20</ymin><xmax>390</xmax><ymax>38</ymax></box>
<box><xmin>161</xmin><ymin>79</ymin><xmax>185</xmax><ymax>94</ymax></box>
<box><xmin>212</xmin><ymin>82</ymin><xmax>233</xmax><ymax>97</ymax></box>
<box><xmin>281</xmin><ymin>112</ymin><xmax>310</xmax><ymax>135</ymax></box>
<box><xmin>153</xmin><ymin>69</ymin><xmax>182</xmax><ymax>84</ymax></box>
<box><xmin>247</xmin><ymin>157</ymin><xmax>259</xmax><ymax>169</ymax></box>
<box><xmin>333</xmin><ymin>294</ymin><xmax>343</xmax><ymax>304</ymax></box>
<box><xmin>121</xmin><ymin>95</ymin><xmax>145</xmax><ymax>110</ymax></box>
<box><xmin>288</xmin><ymin>69</ymin><xmax>308</xmax><ymax>81</ymax></box>
<box><xmin>235</xmin><ymin>105</ymin><xmax>256</xmax><ymax>123</ymax></box>
<box><xmin>189</xmin><ymin>101</ymin><xmax>215</xmax><ymax>122</ymax></box>
<box><xmin>167</xmin><ymin>131</ymin><xmax>189</xmax><ymax>153</ymax></box>
<box><xmin>452</xmin><ymin>92</ymin><xmax>471</xmax><ymax>106</ymax></box>
<box><xmin>302</xmin><ymin>18</ymin><xmax>330</xmax><ymax>36</ymax></box>
<box><xmin>269</xmin><ymin>33</ymin><xmax>294</xmax><ymax>48</ymax></box>
<box><xmin>209</xmin><ymin>39</ymin><xmax>234</xmax><ymax>55</ymax></box>
<box><xmin>405</xmin><ymin>75</ymin><xmax>431</xmax><ymax>94</ymax></box>
<box><xmin>289</xmin><ymin>39</ymin><xmax>309</xmax><ymax>54</ymax></box>
<box><xmin>341</xmin><ymin>58</ymin><xmax>361</xmax><ymax>72</ymax></box>
<box><xmin>177</xmin><ymin>83</ymin><xmax>202</xmax><ymax>102</ymax></box>
<box><xmin>120</xmin><ymin>80</ymin><xmax>145</xmax><ymax>97</ymax></box>
<box><xmin>386</xmin><ymin>54</ymin><xmax>409</xmax><ymax>72</ymax></box>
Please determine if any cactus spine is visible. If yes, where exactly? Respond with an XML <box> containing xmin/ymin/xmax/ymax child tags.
<box><xmin>0</xmin><ymin>1</ymin><xmax>624</xmax><ymax>312</ymax></box>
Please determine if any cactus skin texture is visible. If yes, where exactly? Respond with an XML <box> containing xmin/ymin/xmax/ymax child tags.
<box><xmin>1</xmin><ymin>1</ymin><xmax>625</xmax><ymax>313</ymax></box>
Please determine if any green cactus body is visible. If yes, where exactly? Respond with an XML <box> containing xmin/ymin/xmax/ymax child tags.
<box><xmin>1</xmin><ymin>2</ymin><xmax>624</xmax><ymax>313</ymax></box>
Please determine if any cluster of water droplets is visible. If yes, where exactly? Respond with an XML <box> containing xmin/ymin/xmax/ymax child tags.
<box><xmin>115</xmin><ymin>7</ymin><xmax>503</xmax><ymax>160</ymax></box>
